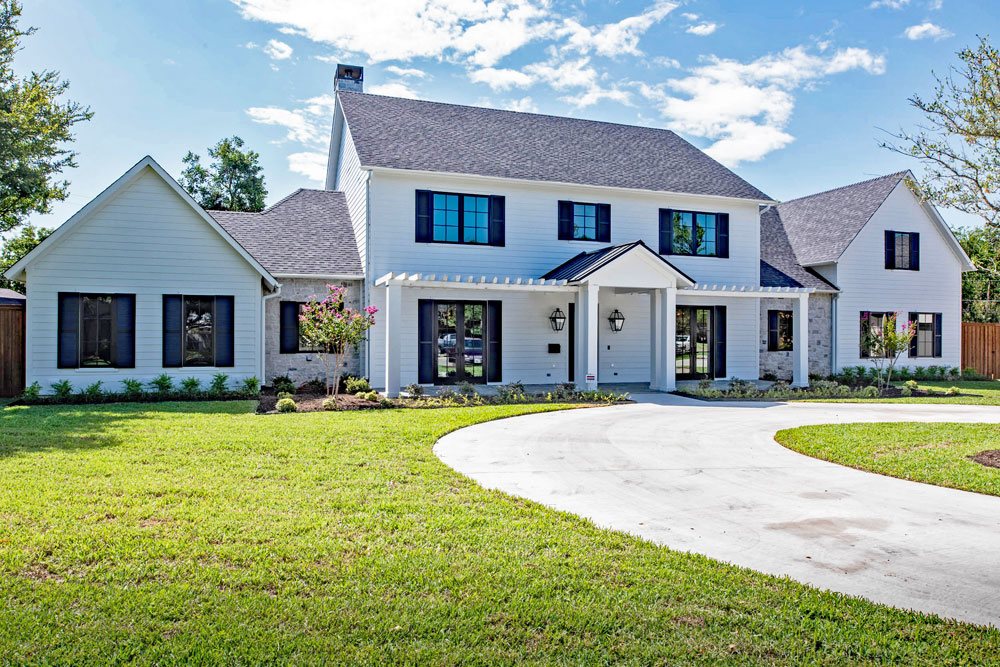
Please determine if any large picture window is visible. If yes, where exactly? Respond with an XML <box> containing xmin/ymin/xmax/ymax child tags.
<box><xmin>57</xmin><ymin>293</ymin><xmax>135</xmax><ymax>369</ymax></box>
<box><xmin>767</xmin><ymin>310</ymin><xmax>793</xmax><ymax>352</ymax></box>
<box><xmin>415</xmin><ymin>190</ymin><xmax>504</xmax><ymax>246</ymax></box>
<box><xmin>163</xmin><ymin>295</ymin><xmax>234</xmax><ymax>367</ymax></box>
<box><xmin>659</xmin><ymin>209</ymin><xmax>729</xmax><ymax>258</ymax></box>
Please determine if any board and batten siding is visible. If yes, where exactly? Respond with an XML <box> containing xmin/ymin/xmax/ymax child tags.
<box><xmin>23</xmin><ymin>167</ymin><xmax>264</xmax><ymax>393</ymax></box>
<box><xmin>832</xmin><ymin>182</ymin><xmax>964</xmax><ymax>370</ymax></box>
<box><xmin>366</xmin><ymin>171</ymin><xmax>762</xmax><ymax>287</ymax></box>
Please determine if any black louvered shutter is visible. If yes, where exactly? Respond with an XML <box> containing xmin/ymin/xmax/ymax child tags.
<box><xmin>908</xmin><ymin>313</ymin><xmax>918</xmax><ymax>357</ymax></box>
<box><xmin>767</xmin><ymin>311</ymin><xmax>779</xmax><ymax>352</ymax></box>
<box><xmin>489</xmin><ymin>195</ymin><xmax>505</xmax><ymax>247</ymax></box>
<box><xmin>859</xmin><ymin>313</ymin><xmax>869</xmax><ymax>359</ymax></box>
<box><xmin>215</xmin><ymin>296</ymin><xmax>235</xmax><ymax>367</ymax></box>
<box><xmin>713</xmin><ymin>306</ymin><xmax>726</xmax><ymax>378</ymax></box>
<box><xmin>280</xmin><ymin>302</ymin><xmax>299</xmax><ymax>353</ymax></box>
<box><xmin>115</xmin><ymin>295</ymin><xmax>135</xmax><ymax>368</ymax></box>
<box><xmin>659</xmin><ymin>209</ymin><xmax>673</xmax><ymax>254</ymax></box>
<box><xmin>417</xmin><ymin>299</ymin><xmax>434</xmax><ymax>384</ymax></box>
<box><xmin>933</xmin><ymin>313</ymin><xmax>943</xmax><ymax>357</ymax></box>
<box><xmin>557</xmin><ymin>201</ymin><xmax>573</xmax><ymax>240</ymax></box>
<box><xmin>596</xmin><ymin>204</ymin><xmax>611</xmax><ymax>243</ymax></box>
<box><xmin>57</xmin><ymin>292</ymin><xmax>79</xmax><ymax>369</ymax></box>
<box><xmin>910</xmin><ymin>232</ymin><xmax>920</xmax><ymax>270</ymax></box>
<box><xmin>885</xmin><ymin>230</ymin><xmax>895</xmax><ymax>269</ymax></box>
<box><xmin>415</xmin><ymin>190</ymin><xmax>432</xmax><ymax>242</ymax></box>
<box><xmin>487</xmin><ymin>300</ymin><xmax>502</xmax><ymax>382</ymax></box>
<box><xmin>717</xmin><ymin>213</ymin><xmax>729</xmax><ymax>258</ymax></box>
<box><xmin>163</xmin><ymin>295</ymin><xmax>183</xmax><ymax>367</ymax></box>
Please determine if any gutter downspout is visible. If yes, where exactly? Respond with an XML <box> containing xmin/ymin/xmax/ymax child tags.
<box><xmin>363</xmin><ymin>170</ymin><xmax>372</xmax><ymax>382</ymax></box>
<box><xmin>262</xmin><ymin>283</ymin><xmax>283</xmax><ymax>384</ymax></box>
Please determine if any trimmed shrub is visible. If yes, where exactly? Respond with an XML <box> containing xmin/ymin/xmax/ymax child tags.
<box><xmin>51</xmin><ymin>380</ymin><xmax>73</xmax><ymax>399</ymax></box>
<box><xmin>271</xmin><ymin>376</ymin><xmax>296</xmax><ymax>394</ymax></box>
<box><xmin>458</xmin><ymin>381</ymin><xmax>478</xmax><ymax>398</ymax></box>
<box><xmin>379</xmin><ymin>397</ymin><xmax>394</xmax><ymax>409</ymax></box>
<box><xmin>22</xmin><ymin>381</ymin><xmax>41</xmax><ymax>401</ymax></box>
<box><xmin>81</xmin><ymin>381</ymin><xmax>104</xmax><ymax>399</ymax></box>
<box><xmin>209</xmin><ymin>373</ymin><xmax>229</xmax><ymax>394</ymax></box>
<box><xmin>905</xmin><ymin>380</ymin><xmax>918</xmax><ymax>390</ymax></box>
<box><xmin>242</xmin><ymin>376</ymin><xmax>261</xmax><ymax>395</ymax></box>
<box><xmin>322</xmin><ymin>397</ymin><xmax>337</xmax><ymax>411</ymax></box>
<box><xmin>276</xmin><ymin>398</ymin><xmax>297</xmax><ymax>412</ymax></box>
<box><xmin>122</xmin><ymin>378</ymin><xmax>144</xmax><ymax>396</ymax></box>
<box><xmin>860</xmin><ymin>386</ymin><xmax>879</xmax><ymax>398</ymax></box>
<box><xmin>900</xmin><ymin>386</ymin><xmax>912</xmax><ymax>397</ymax></box>
<box><xmin>344</xmin><ymin>376</ymin><xmax>372</xmax><ymax>394</ymax></box>
<box><xmin>946</xmin><ymin>385</ymin><xmax>961</xmax><ymax>396</ymax></box>
<box><xmin>405</xmin><ymin>383</ymin><xmax>424</xmax><ymax>397</ymax></box>
<box><xmin>356</xmin><ymin>390</ymin><xmax>379</xmax><ymax>402</ymax></box>
<box><xmin>962</xmin><ymin>367</ymin><xmax>988</xmax><ymax>381</ymax></box>
<box><xmin>181</xmin><ymin>377</ymin><xmax>202</xmax><ymax>395</ymax></box>
<box><xmin>149</xmin><ymin>374</ymin><xmax>173</xmax><ymax>393</ymax></box>
<box><xmin>761</xmin><ymin>372</ymin><xmax>778</xmax><ymax>382</ymax></box>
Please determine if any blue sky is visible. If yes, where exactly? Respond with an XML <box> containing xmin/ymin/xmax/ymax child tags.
<box><xmin>16</xmin><ymin>0</ymin><xmax>997</xmax><ymax>231</ymax></box>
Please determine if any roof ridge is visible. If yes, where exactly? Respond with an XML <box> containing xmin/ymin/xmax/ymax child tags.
<box><xmin>780</xmin><ymin>171</ymin><xmax>909</xmax><ymax>206</ymax></box>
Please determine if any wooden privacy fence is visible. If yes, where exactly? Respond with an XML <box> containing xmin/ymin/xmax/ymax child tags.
<box><xmin>0</xmin><ymin>304</ymin><xmax>25</xmax><ymax>397</ymax></box>
<box><xmin>962</xmin><ymin>322</ymin><xmax>1000</xmax><ymax>379</ymax></box>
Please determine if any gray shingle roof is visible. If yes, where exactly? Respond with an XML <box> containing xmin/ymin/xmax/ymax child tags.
<box><xmin>0</xmin><ymin>287</ymin><xmax>25</xmax><ymax>305</ymax></box>
<box><xmin>777</xmin><ymin>172</ymin><xmax>907</xmax><ymax>266</ymax></box>
<box><xmin>209</xmin><ymin>189</ymin><xmax>362</xmax><ymax>276</ymax></box>
<box><xmin>759</xmin><ymin>208</ymin><xmax>837</xmax><ymax>290</ymax></box>
<box><xmin>541</xmin><ymin>240</ymin><xmax>695</xmax><ymax>284</ymax></box>
<box><xmin>338</xmin><ymin>91</ymin><xmax>772</xmax><ymax>202</ymax></box>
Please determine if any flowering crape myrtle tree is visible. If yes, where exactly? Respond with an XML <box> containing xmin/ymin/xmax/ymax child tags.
<box><xmin>861</xmin><ymin>312</ymin><xmax>917</xmax><ymax>391</ymax></box>
<box><xmin>298</xmin><ymin>285</ymin><xmax>377</xmax><ymax>395</ymax></box>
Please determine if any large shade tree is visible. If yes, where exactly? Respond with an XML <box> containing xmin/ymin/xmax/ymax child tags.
<box><xmin>180</xmin><ymin>136</ymin><xmax>267</xmax><ymax>212</ymax></box>
<box><xmin>0</xmin><ymin>223</ymin><xmax>51</xmax><ymax>292</ymax></box>
<box><xmin>0</xmin><ymin>0</ymin><xmax>92</xmax><ymax>233</ymax></box>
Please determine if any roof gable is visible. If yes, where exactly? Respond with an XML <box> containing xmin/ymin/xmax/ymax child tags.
<box><xmin>777</xmin><ymin>172</ymin><xmax>905</xmax><ymax>266</ymax></box>
<box><xmin>4</xmin><ymin>156</ymin><xmax>277</xmax><ymax>287</ymax></box>
<box><xmin>542</xmin><ymin>241</ymin><xmax>695</xmax><ymax>287</ymax></box>
<box><xmin>209</xmin><ymin>189</ymin><xmax>362</xmax><ymax>276</ymax></box>
<box><xmin>338</xmin><ymin>91</ymin><xmax>772</xmax><ymax>202</ymax></box>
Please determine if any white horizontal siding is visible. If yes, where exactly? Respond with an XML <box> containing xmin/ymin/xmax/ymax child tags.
<box><xmin>367</xmin><ymin>171</ymin><xmax>761</xmax><ymax>287</ymax></box>
<box><xmin>334</xmin><ymin>125</ymin><xmax>368</xmax><ymax>272</ymax></box>
<box><xmin>24</xmin><ymin>167</ymin><xmax>264</xmax><ymax>393</ymax></box>
<box><xmin>833</xmin><ymin>182</ymin><xmax>964</xmax><ymax>370</ymax></box>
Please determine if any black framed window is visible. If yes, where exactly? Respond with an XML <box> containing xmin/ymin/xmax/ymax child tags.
<box><xmin>280</xmin><ymin>301</ymin><xmax>323</xmax><ymax>354</ymax></box>
<box><xmin>859</xmin><ymin>311</ymin><xmax>893</xmax><ymax>358</ymax></box>
<box><xmin>767</xmin><ymin>310</ymin><xmax>793</xmax><ymax>352</ymax></box>
<box><xmin>163</xmin><ymin>295</ymin><xmax>234</xmax><ymax>367</ymax></box>
<box><xmin>908</xmin><ymin>312</ymin><xmax>942</xmax><ymax>358</ymax></box>
<box><xmin>58</xmin><ymin>293</ymin><xmax>135</xmax><ymax>369</ymax></box>
<box><xmin>558</xmin><ymin>201</ymin><xmax>610</xmax><ymax>242</ymax></box>
<box><xmin>659</xmin><ymin>209</ymin><xmax>729</xmax><ymax>258</ymax></box>
<box><xmin>415</xmin><ymin>190</ymin><xmax>504</xmax><ymax>246</ymax></box>
<box><xmin>885</xmin><ymin>231</ymin><xmax>919</xmax><ymax>270</ymax></box>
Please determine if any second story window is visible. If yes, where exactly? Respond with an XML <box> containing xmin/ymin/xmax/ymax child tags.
<box><xmin>558</xmin><ymin>201</ymin><xmax>610</xmax><ymax>242</ymax></box>
<box><xmin>659</xmin><ymin>209</ymin><xmax>729</xmax><ymax>258</ymax></box>
<box><xmin>415</xmin><ymin>190</ymin><xmax>505</xmax><ymax>247</ymax></box>
<box><xmin>885</xmin><ymin>231</ymin><xmax>919</xmax><ymax>270</ymax></box>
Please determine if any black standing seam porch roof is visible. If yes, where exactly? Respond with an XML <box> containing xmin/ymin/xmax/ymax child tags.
<box><xmin>541</xmin><ymin>241</ymin><xmax>696</xmax><ymax>285</ymax></box>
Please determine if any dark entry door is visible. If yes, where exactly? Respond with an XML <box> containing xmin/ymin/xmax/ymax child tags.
<box><xmin>675</xmin><ymin>306</ymin><xmax>712</xmax><ymax>380</ymax></box>
<box><xmin>435</xmin><ymin>301</ymin><xmax>485</xmax><ymax>384</ymax></box>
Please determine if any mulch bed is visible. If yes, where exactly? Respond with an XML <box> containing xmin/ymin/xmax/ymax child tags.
<box><xmin>257</xmin><ymin>391</ymin><xmax>382</xmax><ymax>414</ymax></box>
<box><xmin>970</xmin><ymin>450</ymin><xmax>1000</xmax><ymax>469</ymax></box>
<box><xmin>676</xmin><ymin>387</ymin><xmax>975</xmax><ymax>402</ymax></box>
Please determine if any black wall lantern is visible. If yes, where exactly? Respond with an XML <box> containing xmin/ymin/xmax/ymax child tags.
<box><xmin>549</xmin><ymin>307</ymin><xmax>567</xmax><ymax>331</ymax></box>
<box><xmin>608</xmin><ymin>308</ymin><xmax>625</xmax><ymax>332</ymax></box>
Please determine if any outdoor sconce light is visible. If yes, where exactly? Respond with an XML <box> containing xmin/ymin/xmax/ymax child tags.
<box><xmin>549</xmin><ymin>307</ymin><xmax>567</xmax><ymax>331</ymax></box>
<box><xmin>608</xmin><ymin>308</ymin><xmax>625</xmax><ymax>332</ymax></box>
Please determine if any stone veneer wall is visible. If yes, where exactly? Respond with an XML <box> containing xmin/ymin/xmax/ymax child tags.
<box><xmin>264</xmin><ymin>278</ymin><xmax>363</xmax><ymax>386</ymax></box>
<box><xmin>759</xmin><ymin>294</ymin><xmax>833</xmax><ymax>380</ymax></box>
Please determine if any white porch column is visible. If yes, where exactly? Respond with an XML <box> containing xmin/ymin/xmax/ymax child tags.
<box><xmin>663</xmin><ymin>286</ymin><xmax>677</xmax><ymax>392</ymax></box>
<box><xmin>585</xmin><ymin>282</ymin><xmax>599</xmax><ymax>390</ymax></box>
<box><xmin>792</xmin><ymin>292</ymin><xmax>809</xmax><ymax>387</ymax></box>
<box><xmin>649</xmin><ymin>290</ymin><xmax>663</xmax><ymax>390</ymax></box>
<box><xmin>384</xmin><ymin>282</ymin><xmax>402</xmax><ymax>397</ymax></box>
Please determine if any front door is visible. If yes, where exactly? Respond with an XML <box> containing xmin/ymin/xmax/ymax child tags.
<box><xmin>435</xmin><ymin>301</ymin><xmax>485</xmax><ymax>384</ymax></box>
<box><xmin>676</xmin><ymin>306</ymin><xmax>713</xmax><ymax>380</ymax></box>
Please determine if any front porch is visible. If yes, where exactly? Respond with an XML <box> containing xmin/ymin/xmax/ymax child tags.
<box><xmin>373</xmin><ymin>242</ymin><xmax>814</xmax><ymax>397</ymax></box>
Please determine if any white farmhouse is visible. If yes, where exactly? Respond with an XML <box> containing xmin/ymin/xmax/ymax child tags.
<box><xmin>5</xmin><ymin>64</ymin><xmax>973</xmax><ymax>395</ymax></box>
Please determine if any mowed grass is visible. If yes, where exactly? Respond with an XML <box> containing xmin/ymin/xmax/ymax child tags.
<box><xmin>1</xmin><ymin>403</ymin><xmax>999</xmax><ymax>664</ymax></box>
<box><xmin>799</xmin><ymin>380</ymin><xmax>1000</xmax><ymax>405</ymax></box>
<box><xmin>776</xmin><ymin>422</ymin><xmax>1000</xmax><ymax>497</ymax></box>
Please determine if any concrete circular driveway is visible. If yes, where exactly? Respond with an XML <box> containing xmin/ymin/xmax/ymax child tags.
<box><xmin>435</xmin><ymin>394</ymin><xmax>1000</xmax><ymax>626</ymax></box>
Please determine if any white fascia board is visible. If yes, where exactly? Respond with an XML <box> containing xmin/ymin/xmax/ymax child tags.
<box><xmin>272</xmin><ymin>273</ymin><xmax>365</xmax><ymax>280</ymax></box>
<box><xmin>5</xmin><ymin>156</ymin><xmax>279</xmax><ymax>290</ymax></box>
<box><xmin>363</xmin><ymin>166</ymin><xmax>778</xmax><ymax>206</ymax></box>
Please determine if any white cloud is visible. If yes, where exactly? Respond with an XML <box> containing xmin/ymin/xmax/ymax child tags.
<box><xmin>638</xmin><ymin>45</ymin><xmax>886</xmax><ymax>165</ymax></box>
<box><xmin>503</xmin><ymin>96</ymin><xmax>538</xmax><ymax>112</ymax></box>
<box><xmin>561</xmin><ymin>0</ymin><xmax>677</xmax><ymax>57</ymax></box>
<box><xmin>868</xmin><ymin>0</ymin><xmax>909</xmax><ymax>8</ymax></box>
<box><xmin>385</xmin><ymin>65</ymin><xmax>427</xmax><ymax>78</ymax></box>
<box><xmin>681</xmin><ymin>12</ymin><xmax>699</xmax><ymax>20</ymax></box>
<box><xmin>686</xmin><ymin>22</ymin><xmax>718</xmax><ymax>36</ymax></box>
<box><xmin>524</xmin><ymin>57</ymin><xmax>597</xmax><ymax>90</ymax></box>
<box><xmin>245</xmin><ymin>106</ymin><xmax>318</xmax><ymax>143</ymax></box>
<box><xmin>903</xmin><ymin>22</ymin><xmax>953</xmax><ymax>40</ymax></box>
<box><xmin>263</xmin><ymin>38</ymin><xmax>293</xmax><ymax>59</ymax></box>
<box><xmin>367</xmin><ymin>81</ymin><xmax>420</xmax><ymax>98</ymax></box>
<box><xmin>928</xmin><ymin>0</ymin><xmax>943</xmax><ymax>9</ymax></box>
<box><xmin>287</xmin><ymin>151</ymin><xmax>327</xmax><ymax>182</ymax></box>
<box><xmin>469</xmin><ymin>67</ymin><xmax>534</xmax><ymax>91</ymax></box>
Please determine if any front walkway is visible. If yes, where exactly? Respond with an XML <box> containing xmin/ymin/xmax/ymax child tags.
<box><xmin>435</xmin><ymin>393</ymin><xmax>1000</xmax><ymax>625</ymax></box>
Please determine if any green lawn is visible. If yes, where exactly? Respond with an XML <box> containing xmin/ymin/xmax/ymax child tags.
<box><xmin>776</xmin><ymin>422</ymin><xmax>1000</xmax><ymax>497</ymax></box>
<box><xmin>800</xmin><ymin>380</ymin><xmax>1000</xmax><ymax>405</ymax></box>
<box><xmin>2</xmin><ymin>402</ymin><xmax>999</xmax><ymax>664</ymax></box>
